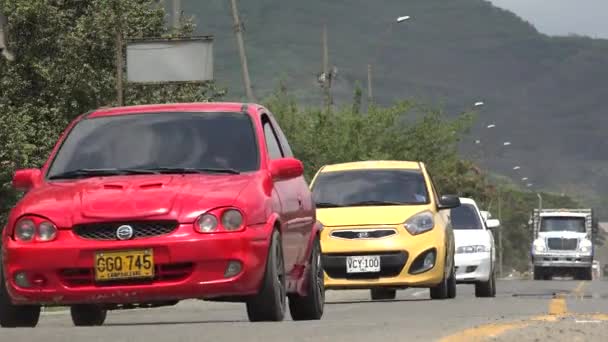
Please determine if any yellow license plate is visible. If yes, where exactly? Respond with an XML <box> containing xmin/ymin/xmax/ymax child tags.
<box><xmin>94</xmin><ymin>249</ymin><xmax>154</xmax><ymax>281</ymax></box>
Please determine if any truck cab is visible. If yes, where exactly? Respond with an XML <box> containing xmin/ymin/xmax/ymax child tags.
<box><xmin>531</xmin><ymin>209</ymin><xmax>594</xmax><ymax>280</ymax></box>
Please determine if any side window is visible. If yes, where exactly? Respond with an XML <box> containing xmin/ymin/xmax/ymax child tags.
<box><xmin>262</xmin><ymin>116</ymin><xmax>284</xmax><ymax>160</ymax></box>
<box><xmin>269</xmin><ymin>115</ymin><xmax>294</xmax><ymax>158</ymax></box>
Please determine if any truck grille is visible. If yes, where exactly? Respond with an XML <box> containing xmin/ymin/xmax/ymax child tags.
<box><xmin>547</xmin><ymin>238</ymin><xmax>578</xmax><ymax>251</ymax></box>
<box><xmin>73</xmin><ymin>221</ymin><xmax>179</xmax><ymax>241</ymax></box>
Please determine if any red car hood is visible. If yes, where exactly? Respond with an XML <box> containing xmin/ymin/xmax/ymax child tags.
<box><xmin>14</xmin><ymin>174</ymin><xmax>256</xmax><ymax>228</ymax></box>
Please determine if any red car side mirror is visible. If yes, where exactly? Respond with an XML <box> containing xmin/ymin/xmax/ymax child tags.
<box><xmin>12</xmin><ymin>168</ymin><xmax>42</xmax><ymax>191</ymax></box>
<box><xmin>269</xmin><ymin>158</ymin><xmax>304</xmax><ymax>181</ymax></box>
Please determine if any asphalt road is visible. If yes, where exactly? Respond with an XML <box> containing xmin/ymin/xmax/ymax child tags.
<box><xmin>2</xmin><ymin>278</ymin><xmax>608</xmax><ymax>341</ymax></box>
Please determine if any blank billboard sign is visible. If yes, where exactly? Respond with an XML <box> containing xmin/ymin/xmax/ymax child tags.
<box><xmin>126</xmin><ymin>36</ymin><xmax>213</xmax><ymax>83</ymax></box>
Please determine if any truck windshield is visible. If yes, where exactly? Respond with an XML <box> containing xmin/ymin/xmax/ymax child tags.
<box><xmin>46</xmin><ymin>111</ymin><xmax>259</xmax><ymax>179</ymax></box>
<box><xmin>450</xmin><ymin>204</ymin><xmax>483</xmax><ymax>230</ymax></box>
<box><xmin>540</xmin><ymin>217</ymin><xmax>586</xmax><ymax>233</ymax></box>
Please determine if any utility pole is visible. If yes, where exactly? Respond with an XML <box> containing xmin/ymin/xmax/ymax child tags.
<box><xmin>172</xmin><ymin>0</ymin><xmax>182</xmax><ymax>28</ymax></box>
<box><xmin>321</xmin><ymin>24</ymin><xmax>332</xmax><ymax>112</ymax></box>
<box><xmin>229</xmin><ymin>0</ymin><xmax>255</xmax><ymax>102</ymax></box>
<box><xmin>498</xmin><ymin>186</ymin><xmax>503</xmax><ymax>278</ymax></box>
<box><xmin>114</xmin><ymin>0</ymin><xmax>124</xmax><ymax>106</ymax></box>
<box><xmin>367</xmin><ymin>64</ymin><xmax>373</xmax><ymax>104</ymax></box>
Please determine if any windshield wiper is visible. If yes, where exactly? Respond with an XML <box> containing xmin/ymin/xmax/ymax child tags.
<box><xmin>346</xmin><ymin>200</ymin><xmax>409</xmax><ymax>206</ymax></box>
<box><xmin>48</xmin><ymin>168</ymin><xmax>158</xmax><ymax>180</ymax></box>
<box><xmin>147</xmin><ymin>167</ymin><xmax>240</xmax><ymax>175</ymax></box>
<box><xmin>315</xmin><ymin>202</ymin><xmax>344</xmax><ymax>208</ymax></box>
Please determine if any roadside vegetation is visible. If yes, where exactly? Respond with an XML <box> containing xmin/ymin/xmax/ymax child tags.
<box><xmin>0</xmin><ymin>0</ymin><xmax>599</xmax><ymax>272</ymax></box>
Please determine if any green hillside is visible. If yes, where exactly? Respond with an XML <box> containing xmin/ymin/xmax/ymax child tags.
<box><xmin>179</xmin><ymin>0</ymin><xmax>608</xmax><ymax>216</ymax></box>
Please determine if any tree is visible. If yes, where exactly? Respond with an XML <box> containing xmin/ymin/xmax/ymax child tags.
<box><xmin>0</xmin><ymin>0</ymin><xmax>226</xmax><ymax>223</ymax></box>
<box><xmin>262</xmin><ymin>84</ymin><xmax>485</xmax><ymax>196</ymax></box>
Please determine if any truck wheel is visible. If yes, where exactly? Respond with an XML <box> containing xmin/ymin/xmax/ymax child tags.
<box><xmin>288</xmin><ymin>235</ymin><xmax>324</xmax><ymax>320</ymax></box>
<box><xmin>533</xmin><ymin>266</ymin><xmax>547</xmax><ymax>280</ymax></box>
<box><xmin>577</xmin><ymin>267</ymin><xmax>592</xmax><ymax>281</ymax></box>
<box><xmin>0</xmin><ymin>255</ymin><xmax>40</xmax><ymax>327</ymax></box>
<box><xmin>370</xmin><ymin>288</ymin><xmax>397</xmax><ymax>300</ymax></box>
<box><xmin>246</xmin><ymin>230</ymin><xmax>286</xmax><ymax>322</ymax></box>
<box><xmin>70</xmin><ymin>305</ymin><xmax>107</xmax><ymax>326</ymax></box>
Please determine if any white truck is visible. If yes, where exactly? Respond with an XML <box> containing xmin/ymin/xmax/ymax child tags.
<box><xmin>530</xmin><ymin>208</ymin><xmax>595</xmax><ymax>280</ymax></box>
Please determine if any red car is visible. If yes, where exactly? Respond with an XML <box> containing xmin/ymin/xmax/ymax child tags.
<box><xmin>0</xmin><ymin>103</ymin><xmax>325</xmax><ymax>327</ymax></box>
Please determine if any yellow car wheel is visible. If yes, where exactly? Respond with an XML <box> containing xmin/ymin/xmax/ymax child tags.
<box><xmin>430</xmin><ymin>260</ymin><xmax>456</xmax><ymax>299</ymax></box>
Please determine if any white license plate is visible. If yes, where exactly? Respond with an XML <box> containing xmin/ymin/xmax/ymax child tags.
<box><xmin>346</xmin><ymin>255</ymin><xmax>381</xmax><ymax>273</ymax></box>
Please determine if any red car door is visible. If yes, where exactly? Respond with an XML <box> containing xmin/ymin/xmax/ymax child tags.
<box><xmin>261</xmin><ymin>114</ymin><xmax>314</xmax><ymax>274</ymax></box>
<box><xmin>268</xmin><ymin>114</ymin><xmax>315</xmax><ymax>266</ymax></box>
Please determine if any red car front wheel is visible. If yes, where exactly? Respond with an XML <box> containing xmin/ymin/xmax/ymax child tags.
<box><xmin>246</xmin><ymin>229</ymin><xmax>287</xmax><ymax>322</ymax></box>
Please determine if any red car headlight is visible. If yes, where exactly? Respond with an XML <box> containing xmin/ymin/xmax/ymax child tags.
<box><xmin>221</xmin><ymin>209</ymin><xmax>243</xmax><ymax>231</ymax></box>
<box><xmin>194</xmin><ymin>208</ymin><xmax>245</xmax><ymax>234</ymax></box>
<box><xmin>37</xmin><ymin>221</ymin><xmax>58</xmax><ymax>241</ymax></box>
<box><xmin>196</xmin><ymin>214</ymin><xmax>219</xmax><ymax>233</ymax></box>
<box><xmin>15</xmin><ymin>219</ymin><xmax>36</xmax><ymax>242</ymax></box>
<box><xmin>14</xmin><ymin>216</ymin><xmax>58</xmax><ymax>242</ymax></box>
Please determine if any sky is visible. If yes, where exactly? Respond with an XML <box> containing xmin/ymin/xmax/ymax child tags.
<box><xmin>488</xmin><ymin>0</ymin><xmax>608</xmax><ymax>39</ymax></box>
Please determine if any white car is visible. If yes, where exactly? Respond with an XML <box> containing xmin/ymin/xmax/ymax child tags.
<box><xmin>451</xmin><ymin>198</ymin><xmax>500</xmax><ymax>297</ymax></box>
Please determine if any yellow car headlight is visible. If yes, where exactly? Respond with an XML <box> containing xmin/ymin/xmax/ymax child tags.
<box><xmin>404</xmin><ymin>210</ymin><xmax>435</xmax><ymax>235</ymax></box>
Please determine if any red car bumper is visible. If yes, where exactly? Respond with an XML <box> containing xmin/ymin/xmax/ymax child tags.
<box><xmin>2</xmin><ymin>223</ymin><xmax>272</xmax><ymax>305</ymax></box>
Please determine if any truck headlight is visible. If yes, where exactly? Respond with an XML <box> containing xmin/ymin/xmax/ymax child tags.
<box><xmin>533</xmin><ymin>240</ymin><xmax>546</xmax><ymax>253</ymax></box>
<box><xmin>578</xmin><ymin>240</ymin><xmax>592</xmax><ymax>253</ymax></box>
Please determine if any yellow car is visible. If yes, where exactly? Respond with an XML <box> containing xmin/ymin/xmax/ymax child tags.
<box><xmin>310</xmin><ymin>160</ymin><xmax>461</xmax><ymax>300</ymax></box>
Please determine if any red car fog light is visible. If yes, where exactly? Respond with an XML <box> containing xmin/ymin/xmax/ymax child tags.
<box><xmin>224</xmin><ymin>261</ymin><xmax>242</xmax><ymax>278</ymax></box>
<box><xmin>14</xmin><ymin>272</ymin><xmax>31</xmax><ymax>288</ymax></box>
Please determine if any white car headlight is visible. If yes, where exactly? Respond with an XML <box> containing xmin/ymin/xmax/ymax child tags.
<box><xmin>404</xmin><ymin>211</ymin><xmax>434</xmax><ymax>235</ymax></box>
<box><xmin>456</xmin><ymin>245</ymin><xmax>489</xmax><ymax>254</ymax></box>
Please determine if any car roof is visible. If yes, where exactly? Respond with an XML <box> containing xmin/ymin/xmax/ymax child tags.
<box><xmin>458</xmin><ymin>197</ymin><xmax>478</xmax><ymax>206</ymax></box>
<box><xmin>320</xmin><ymin>160</ymin><xmax>422</xmax><ymax>172</ymax></box>
<box><xmin>85</xmin><ymin>102</ymin><xmax>260</xmax><ymax>119</ymax></box>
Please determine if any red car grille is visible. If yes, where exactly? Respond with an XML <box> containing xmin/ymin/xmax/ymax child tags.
<box><xmin>59</xmin><ymin>263</ymin><xmax>194</xmax><ymax>287</ymax></box>
<box><xmin>73</xmin><ymin>221</ymin><xmax>179</xmax><ymax>241</ymax></box>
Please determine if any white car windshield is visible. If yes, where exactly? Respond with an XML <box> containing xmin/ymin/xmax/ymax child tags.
<box><xmin>450</xmin><ymin>204</ymin><xmax>483</xmax><ymax>230</ymax></box>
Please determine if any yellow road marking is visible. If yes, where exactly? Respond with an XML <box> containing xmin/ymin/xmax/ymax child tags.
<box><xmin>573</xmin><ymin>281</ymin><xmax>586</xmax><ymax>293</ymax></box>
<box><xmin>587</xmin><ymin>314</ymin><xmax>608</xmax><ymax>321</ymax></box>
<box><xmin>572</xmin><ymin>281</ymin><xmax>588</xmax><ymax>300</ymax></box>
<box><xmin>437</xmin><ymin>322</ymin><xmax>529</xmax><ymax>342</ymax></box>
<box><xmin>438</xmin><ymin>281</ymin><xmax>591</xmax><ymax>341</ymax></box>
<box><xmin>548</xmin><ymin>294</ymin><xmax>567</xmax><ymax>316</ymax></box>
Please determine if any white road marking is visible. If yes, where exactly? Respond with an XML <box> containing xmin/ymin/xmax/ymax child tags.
<box><xmin>575</xmin><ymin>320</ymin><xmax>602</xmax><ymax>324</ymax></box>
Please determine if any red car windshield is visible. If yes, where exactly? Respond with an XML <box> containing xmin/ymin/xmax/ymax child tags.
<box><xmin>46</xmin><ymin>111</ymin><xmax>259</xmax><ymax>179</ymax></box>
